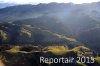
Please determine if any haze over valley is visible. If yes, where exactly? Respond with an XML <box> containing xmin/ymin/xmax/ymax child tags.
<box><xmin>0</xmin><ymin>1</ymin><xmax>100</xmax><ymax>66</ymax></box>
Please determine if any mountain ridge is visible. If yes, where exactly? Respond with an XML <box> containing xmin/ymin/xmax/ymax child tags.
<box><xmin>0</xmin><ymin>2</ymin><xmax>100</xmax><ymax>53</ymax></box>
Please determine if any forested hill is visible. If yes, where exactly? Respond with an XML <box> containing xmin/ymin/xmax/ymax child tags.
<box><xmin>0</xmin><ymin>2</ymin><xmax>100</xmax><ymax>53</ymax></box>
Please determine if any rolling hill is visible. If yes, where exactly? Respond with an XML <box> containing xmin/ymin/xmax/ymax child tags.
<box><xmin>0</xmin><ymin>2</ymin><xmax>100</xmax><ymax>66</ymax></box>
<box><xmin>0</xmin><ymin>2</ymin><xmax>100</xmax><ymax>53</ymax></box>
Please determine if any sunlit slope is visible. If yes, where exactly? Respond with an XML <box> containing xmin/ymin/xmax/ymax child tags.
<box><xmin>0</xmin><ymin>45</ymin><xmax>95</xmax><ymax>57</ymax></box>
<box><xmin>0</xmin><ymin>45</ymin><xmax>98</xmax><ymax>66</ymax></box>
<box><xmin>0</xmin><ymin>18</ymin><xmax>78</xmax><ymax>47</ymax></box>
<box><xmin>0</xmin><ymin>25</ymin><xmax>78</xmax><ymax>46</ymax></box>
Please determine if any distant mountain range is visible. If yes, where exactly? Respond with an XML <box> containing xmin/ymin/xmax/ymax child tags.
<box><xmin>0</xmin><ymin>2</ymin><xmax>100</xmax><ymax>53</ymax></box>
<box><xmin>0</xmin><ymin>3</ymin><xmax>16</xmax><ymax>8</ymax></box>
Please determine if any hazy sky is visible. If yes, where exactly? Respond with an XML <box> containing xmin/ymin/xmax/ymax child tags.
<box><xmin>0</xmin><ymin>0</ymin><xmax>100</xmax><ymax>4</ymax></box>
